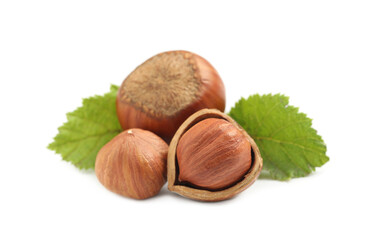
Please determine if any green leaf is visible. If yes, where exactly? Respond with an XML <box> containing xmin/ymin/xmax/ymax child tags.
<box><xmin>229</xmin><ymin>94</ymin><xmax>329</xmax><ymax>180</ymax></box>
<box><xmin>48</xmin><ymin>85</ymin><xmax>122</xmax><ymax>169</ymax></box>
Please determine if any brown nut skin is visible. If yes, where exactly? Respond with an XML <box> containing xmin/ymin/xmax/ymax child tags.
<box><xmin>116</xmin><ymin>50</ymin><xmax>225</xmax><ymax>143</ymax></box>
<box><xmin>168</xmin><ymin>109</ymin><xmax>263</xmax><ymax>202</ymax></box>
<box><xmin>95</xmin><ymin>129</ymin><xmax>168</xmax><ymax>200</ymax></box>
<box><xmin>177</xmin><ymin>118</ymin><xmax>252</xmax><ymax>191</ymax></box>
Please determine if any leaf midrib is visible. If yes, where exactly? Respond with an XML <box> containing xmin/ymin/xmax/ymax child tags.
<box><xmin>254</xmin><ymin>136</ymin><xmax>325</xmax><ymax>154</ymax></box>
<box><xmin>49</xmin><ymin>129</ymin><xmax>121</xmax><ymax>148</ymax></box>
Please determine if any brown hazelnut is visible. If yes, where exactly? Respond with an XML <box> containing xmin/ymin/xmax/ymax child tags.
<box><xmin>177</xmin><ymin>118</ymin><xmax>252</xmax><ymax>190</ymax></box>
<box><xmin>116</xmin><ymin>50</ymin><xmax>226</xmax><ymax>143</ymax></box>
<box><xmin>168</xmin><ymin>109</ymin><xmax>263</xmax><ymax>201</ymax></box>
<box><xmin>95</xmin><ymin>129</ymin><xmax>168</xmax><ymax>199</ymax></box>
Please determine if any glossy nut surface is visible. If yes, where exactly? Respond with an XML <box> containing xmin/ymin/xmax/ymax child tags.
<box><xmin>177</xmin><ymin>118</ymin><xmax>252</xmax><ymax>190</ymax></box>
<box><xmin>116</xmin><ymin>50</ymin><xmax>225</xmax><ymax>142</ymax></box>
<box><xmin>168</xmin><ymin>109</ymin><xmax>263</xmax><ymax>202</ymax></box>
<box><xmin>95</xmin><ymin>129</ymin><xmax>168</xmax><ymax>199</ymax></box>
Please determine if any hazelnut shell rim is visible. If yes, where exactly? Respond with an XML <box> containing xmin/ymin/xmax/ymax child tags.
<box><xmin>167</xmin><ymin>108</ymin><xmax>263</xmax><ymax>202</ymax></box>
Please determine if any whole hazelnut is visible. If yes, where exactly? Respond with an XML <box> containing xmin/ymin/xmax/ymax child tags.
<box><xmin>177</xmin><ymin>118</ymin><xmax>252</xmax><ymax>190</ymax></box>
<box><xmin>95</xmin><ymin>129</ymin><xmax>168</xmax><ymax>200</ymax></box>
<box><xmin>116</xmin><ymin>50</ymin><xmax>226</xmax><ymax>142</ymax></box>
<box><xmin>168</xmin><ymin>109</ymin><xmax>263</xmax><ymax>201</ymax></box>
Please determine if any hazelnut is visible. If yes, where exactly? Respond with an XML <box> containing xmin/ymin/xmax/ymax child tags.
<box><xmin>168</xmin><ymin>109</ymin><xmax>263</xmax><ymax>201</ymax></box>
<box><xmin>95</xmin><ymin>129</ymin><xmax>168</xmax><ymax>199</ymax></box>
<box><xmin>116</xmin><ymin>50</ymin><xmax>226</xmax><ymax>142</ymax></box>
<box><xmin>177</xmin><ymin>118</ymin><xmax>252</xmax><ymax>190</ymax></box>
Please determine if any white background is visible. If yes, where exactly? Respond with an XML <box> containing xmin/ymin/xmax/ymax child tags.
<box><xmin>1</xmin><ymin>1</ymin><xmax>371</xmax><ymax>239</ymax></box>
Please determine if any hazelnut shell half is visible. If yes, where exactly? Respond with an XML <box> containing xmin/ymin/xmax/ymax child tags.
<box><xmin>167</xmin><ymin>109</ymin><xmax>263</xmax><ymax>201</ymax></box>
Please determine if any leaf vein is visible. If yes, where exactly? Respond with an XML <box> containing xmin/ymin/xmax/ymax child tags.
<box><xmin>68</xmin><ymin>113</ymin><xmax>112</xmax><ymax>130</ymax></box>
<box><xmin>279</xmin><ymin>144</ymin><xmax>310</xmax><ymax>173</ymax></box>
<box><xmin>269</xmin><ymin>119</ymin><xmax>310</xmax><ymax>138</ymax></box>
<box><xmin>255</xmin><ymin>136</ymin><xmax>324</xmax><ymax>154</ymax></box>
<box><xmin>51</xmin><ymin>130</ymin><xmax>121</xmax><ymax>147</ymax></box>
<box><xmin>254</xmin><ymin>101</ymin><xmax>282</xmax><ymax>135</ymax></box>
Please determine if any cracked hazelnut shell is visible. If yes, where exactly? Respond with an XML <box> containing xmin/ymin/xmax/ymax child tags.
<box><xmin>116</xmin><ymin>50</ymin><xmax>225</xmax><ymax>143</ymax></box>
<box><xmin>168</xmin><ymin>109</ymin><xmax>263</xmax><ymax>201</ymax></box>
